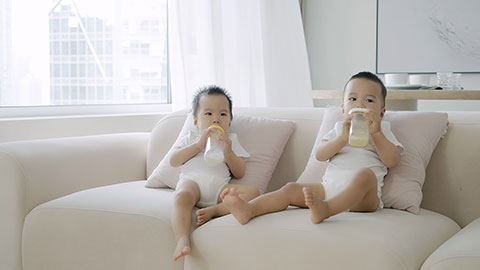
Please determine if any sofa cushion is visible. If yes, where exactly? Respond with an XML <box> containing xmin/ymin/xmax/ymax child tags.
<box><xmin>185</xmin><ymin>209</ymin><xmax>459</xmax><ymax>270</ymax></box>
<box><xmin>421</xmin><ymin>217</ymin><xmax>480</xmax><ymax>270</ymax></box>
<box><xmin>297</xmin><ymin>106</ymin><xmax>448</xmax><ymax>214</ymax></box>
<box><xmin>22</xmin><ymin>181</ymin><xmax>184</xmax><ymax>270</ymax></box>
<box><xmin>146</xmin><ymin>112</ymin><xmax>295</xmax><ymax>193</ymax></box>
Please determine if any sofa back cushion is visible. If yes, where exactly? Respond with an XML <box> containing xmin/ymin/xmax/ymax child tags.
<box><xmin>422</xmin><ymin>112</ymin><xmax>480</xmax><ymax>227</ymax></box>
<box><xmin>0</xmin><ymin>133</ymin><xmax>150</xmax><ymax>213</ymax></box>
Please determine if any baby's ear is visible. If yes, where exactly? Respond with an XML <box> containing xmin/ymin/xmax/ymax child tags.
<box><xmin>380</xmin><ymin>108</ymin><xmax>386</xmax><ymax>118</ymax></box>
<box><xmin>194</xmin><ymin>117</ymin><xmax>198</xmax><ymax>126</ymax></box>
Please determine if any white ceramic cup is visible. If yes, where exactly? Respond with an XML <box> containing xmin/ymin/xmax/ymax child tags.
<box><xmin>408</xmin><ymin>74</ymin><xmax>430</xmax><ymax>86</ymax></box>
<box><xmin>385</xmin><ymin>73</ymin><xmax>408</xmax><ymax>86</ymax></box>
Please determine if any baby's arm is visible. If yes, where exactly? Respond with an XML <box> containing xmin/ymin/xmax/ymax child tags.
<box><xmin>316</xmin><ymin>114</ymin><xmax>352</xmax><ymax>162</ymax></box>
<box><xmin>170</xmin><ymin>129</ymin><xmax>210</xmax><ymax>167</ymax></box>
<box><xmin>316</xmin><ymin>136</ymin><xmax>347</xmax><ymax>162</ymax></box>
<box><xmin>371</xmin><ymin>132</ymin><xmax>400</xmax><ymax>168</ymax></box>
<box><xmin>365</xmin><ymin>111</ymin><xmax>400</xmax><ymax>168</ymax></box>
<box><xmin>225</xmin><ymin>152</ymin><xmax>246</xmax><ymax>179</ymax></box>
<box><xmin>220</xmin><ymin>134</ymin><xmax>246</xmax><ymax>179</ymax></box>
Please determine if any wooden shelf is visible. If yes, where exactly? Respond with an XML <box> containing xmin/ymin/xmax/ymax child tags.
<box><xmin>311</xmin><ymin>90</ymin><xmax>480</xmax><ymax>100</ymax></box>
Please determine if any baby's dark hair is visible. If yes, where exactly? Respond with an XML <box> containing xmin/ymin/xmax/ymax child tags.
<box><xmin>344</xmin><ymin>71</ymin><xmax>387</xmax><ymax>107</ymax></box>
<box><xmin>192</xmin><ymin>85</ymin><xmax>233</xmax><ymax>119</ymax></box>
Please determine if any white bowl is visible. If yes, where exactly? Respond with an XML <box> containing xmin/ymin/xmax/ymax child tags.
<box><xmin>385</xmin><ymin>73</ymin><xmax>408</xmax><ymax>86</ymax></box>
<box><xmin>409</xmin><ymin>74</ymin><xmax>430</xmax><ymax>86</ymax></box>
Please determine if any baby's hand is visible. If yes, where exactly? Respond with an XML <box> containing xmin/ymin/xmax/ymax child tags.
<box><xmin>218</xmin><ymin>133</ymin><xmax>233</xmax><ymax>155</ymax></box>
<box><xmin>195</xmin><ymin>128</ymin><xmax>211</xmax><ymax>150</ymax></box>
<box><xmin>341</xmin><ymin>113</ymin><xmax>353</xmax><ymax>142</ymax></box>
<box><xmin>364</xmin><ymin>111</ymin><xmax>382</xmax><ymax>135</ymax></box>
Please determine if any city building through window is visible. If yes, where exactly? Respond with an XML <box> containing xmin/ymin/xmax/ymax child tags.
<box><xmin>0</xmin><ymin>0</ymin><xmax>168</xmax><ymax>107</ymax></box>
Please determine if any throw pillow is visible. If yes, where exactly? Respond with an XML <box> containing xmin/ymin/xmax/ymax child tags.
<box><xmin>382</xmin><ymin>111</ymin><xmax>448</xmax><ymax>214</ymax></box>
<box><xmin>297</xmin><ymin>106</ymin><xmax>448</xmax><ymax>214</ymax></box>
<box><xmin>146</xmin><ymin>113</ymin><xmax>295</xmax><ymax>194</ymax></box>
<box><xmin>296</xmin><ymin>106</ymin><xmax>340</xmax><ymax>184</ymax></box>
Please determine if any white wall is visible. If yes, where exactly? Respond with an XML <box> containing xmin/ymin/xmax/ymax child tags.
<box><xmin>303</xmin><ymin>0</ymin><xmax>480</xmax><ymax>111</ymax></box>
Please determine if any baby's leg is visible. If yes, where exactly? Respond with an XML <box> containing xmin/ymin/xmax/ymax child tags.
<box><xmin>223</xmin><ymin>182</ymin><xmax>325</xmax><ymax>224</ymax></box>
<box><xmin>196</xmin><ymin>184</ymin><xmax>260</xmax><ymax>226</ymax></box>
<box><xmin>171</xmin><ymin>180</ymin><xmax>200</xmax><ymax>261</ymax></box>
<box><xmin>326</xmin><ymin>168</ymin><xmax>379</xmax><ymax>219</ymax></box>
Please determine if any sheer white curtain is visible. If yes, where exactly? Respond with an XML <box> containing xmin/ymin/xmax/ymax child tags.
<box><xmin>168</xmin><ymin>0</ymin><xmax>312</xmax><ymax>111</ymax></box>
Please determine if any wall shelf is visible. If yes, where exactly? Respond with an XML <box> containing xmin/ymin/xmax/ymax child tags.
<box><xmin>311</xmin><ymin>90</ymin><xmax>480</xmax><ymax>111</ymax></box>
<box><xmin>311</xmin><ymin>90</ymin><xmax>480</xmax><ymax>100</ymax></box>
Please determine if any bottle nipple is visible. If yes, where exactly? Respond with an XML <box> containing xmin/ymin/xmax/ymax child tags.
<box><xmin>209</xmin><ymin>125</ymin><xmax>225</xmax><ymax>135</ymax></box>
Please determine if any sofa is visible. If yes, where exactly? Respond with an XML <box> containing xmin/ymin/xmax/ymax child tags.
<box><xmin>1</xmin><ymin>107</ymin><xmax>479</xmax><ymax>270</ymax></box>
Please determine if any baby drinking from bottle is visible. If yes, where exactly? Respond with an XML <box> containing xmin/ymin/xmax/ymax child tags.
<box><xmin>318</xmin><ymin>76</ymin><xmax>404</xmax><ymax>211</ymax></box>
<box><xmin>169</xmin><ymin>85</ymin><xmax>259</xmax><ymax>261</ymax></box>
<box><xmin>222</xmin><ymin>71</ymin><xmax>404</xmax><ymax>226</ymax></box>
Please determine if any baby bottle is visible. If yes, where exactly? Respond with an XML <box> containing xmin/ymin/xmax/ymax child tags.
<box><xmin>204</xmin><ymin>125</ymin><xmax>225</xmax><ymax>166</ymax></box>
<box><xmin>348</xmin><ymin>108</ymin><xmax>369</xmax><ymax>147</ymax></box>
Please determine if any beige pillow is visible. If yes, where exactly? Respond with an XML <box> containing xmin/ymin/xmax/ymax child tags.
<box><xmin>146</xmin><ymin>113</ymin><xmax>295</xmax><ymax>194</ymax></box>
<box><xmin>295</xmin><ymin>106</ymin><xmax>339</xmax><ymax>184</ymax></box>
<box><xmin>297</xmin><ymin>106</ymin><xmax>448</xmax><ymax>214</ymax></box>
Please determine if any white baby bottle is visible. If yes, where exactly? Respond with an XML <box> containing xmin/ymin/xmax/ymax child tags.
<box><xmin>204</xmin><ymin>125</ymin><xmax>225</xmax><ymax>166</ymax></box>
<box><xmin>348</xmin><ymin>108</ymin><xmax>369</xmax><ymax>147</ymax></box>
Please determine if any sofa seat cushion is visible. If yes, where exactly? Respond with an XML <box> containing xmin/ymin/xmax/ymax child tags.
<box><xmin>421</xmin><ymin>217</ymin><xmax>480</xmax><ymax>270</ymax></box>
<box><xmin>186</xmin><ymin>208</ymin><xmax>460</xmax><ymax>270</ymax></box>
<box><xmin>22</xmin><ymin>181</ymin><xmax>185</xmax><ymax>270</ymax></box>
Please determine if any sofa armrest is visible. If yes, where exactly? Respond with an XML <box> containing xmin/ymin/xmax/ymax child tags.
<box><xmin>0</xmin><ymin>132</ymin><xmax>149</xmax><ymax>270</ymax></box>
<box><xmin>421</xmin><ymin>217</ymin><xmax>480</xmax><ymax>270</ymax></box>
<box><xmin>0</xmin><ymin>152</ymin><xmax>26</xmax><ymax>270</ymax></box>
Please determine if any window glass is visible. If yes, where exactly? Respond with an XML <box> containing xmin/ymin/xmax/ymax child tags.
<box><xmin>0</xmin><ymin>0</ymin><xmax>168</xmax><ymax>107</ymax></box>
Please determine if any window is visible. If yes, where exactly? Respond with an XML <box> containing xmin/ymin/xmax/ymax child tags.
<box><xmin>0</xmin><ymin>0</ymin><xmax>169</xmax><ymax>112</ymax></box>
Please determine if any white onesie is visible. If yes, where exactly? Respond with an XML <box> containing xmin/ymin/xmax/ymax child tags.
<box><xmin>322</xmin><ymin>120</ymin><xmax>404</xmax><ymax>209</ymax></box>
<box><xmin>175</xmin><ymin>130</ymin><xmax>250</xmax><ymax>207</ymax></box>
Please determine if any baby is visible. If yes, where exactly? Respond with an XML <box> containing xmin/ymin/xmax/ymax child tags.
<box><xmin>222</xmin><ymin>71</ymin><xmax>403</xmax><ymax>224</ymax></box>
<box><xmin>170</xmin><ymin>85</ymin><xmax>259</xmax><ymax>261</ymax></box>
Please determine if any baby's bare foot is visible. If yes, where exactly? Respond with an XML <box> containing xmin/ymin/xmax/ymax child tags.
<box><xmin>196</xmin><ymin>207</ymin><xmax>215</xmax><ymax>226</ymax></box>
<box><xmin>173</xmin><ymin>237</ymin><xmax>190</xmax><ymax>261</ymax></box>
<box><xmin>223</xmin><ymin>189</ymin><xmax>253</xmax><ymax>225</ymax></box>
<box><xmin>220</xmin><ymin>187</ymin><xmax>234</xmax><ymax>201</ymax></box>
<box><xmin>303</xmin><ymin>187</ymin><xmax>329</xmax><ymax>224</ymax></box>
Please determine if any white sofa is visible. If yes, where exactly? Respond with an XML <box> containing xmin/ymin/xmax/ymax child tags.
<box><xmin>1</xmin><ymin>107</ymin><xmax>480</xmax><ymax>270</ymax></box>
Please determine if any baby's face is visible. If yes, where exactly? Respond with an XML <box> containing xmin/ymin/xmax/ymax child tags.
<box><xmin>194</xmin><ymin>94</ymin><xmax>232</xmax><ymax>132</ymax></box>
<box><xmin>342</xmin><ymin>78</ymin><xmax>385</xmax><ymax>117</ymax></box>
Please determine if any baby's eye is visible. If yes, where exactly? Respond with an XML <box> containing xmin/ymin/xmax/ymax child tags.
<box><xmin>366</xmin><ymin>99</ymin><xmax>374</xmax><ymax>103</ymax></box>
<box><xmin>221</xmin><ymin>113</ymin><xmax>228</xmax><ymax>117</ymax></box>
<box><xmin>205</xmin><ymin>112</ymin><xmax>212</xmax><ymax>115</ymax></box>
<box><xmin>349</xmin><ymin>97</ymin><xmax>357</xmax><ymax>101</ymax></box>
